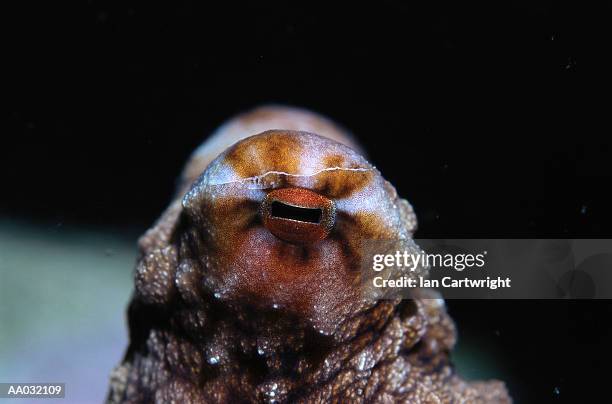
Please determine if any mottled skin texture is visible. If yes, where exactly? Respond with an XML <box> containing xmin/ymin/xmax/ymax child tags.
<box><xmin>108</xmin><ymin>106</ymin><xmax>511</xmax><ymax>403</ymax></box>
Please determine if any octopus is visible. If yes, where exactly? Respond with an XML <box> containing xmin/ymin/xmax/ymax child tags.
<box><xmin>107</xmin><ymin>106</ymin><xmax>511</xmax><ymax>403</ymax></box>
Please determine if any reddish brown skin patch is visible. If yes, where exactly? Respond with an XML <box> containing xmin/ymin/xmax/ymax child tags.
<box><xmin>347</xmin><ymin>211</ymin><xmax>398</xmax><ymax>239</ymax></box>
<box><xmin>198</xmin><ymin>196</ymin><xmax>259</xmax><ymax>252</ymax></box>
<box><xmin>225</xmin><ymin>131</ymin><xmax>303</xmax><ymax>177</ymax></box>
<box><xmin>224</xmin><ymin>231</ymin><xmax>354</xmax><ymax>315</ymax></box>
<box><xmin>193</xmin><ymin>190</ymin><xmax>354</xmax><ymax>323</ymax></box>
<box><xmin>322</xmin><ymin>154</ymin><xmax>345</xmax><ymax>168</ymax></box>
<box><xmin>314</xmin><ymin>158</ymin><xmax>374</xmax><ymax>199</ymax></box>
<box><xmin>261</xmin><ymin>188</ymin><xmax>335</xmax><ymax>244</ymax></box>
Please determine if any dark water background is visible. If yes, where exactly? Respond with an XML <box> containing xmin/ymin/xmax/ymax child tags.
<box><xmin>3</xmin><ymin>1</ymin><xmax>611</xmax><ymax>402</ymax></box>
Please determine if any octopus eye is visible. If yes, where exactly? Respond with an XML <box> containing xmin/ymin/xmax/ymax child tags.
<box><xmin>270</xmin><ymin>201</ymin><xmax>322</xmax><ymax>223</ymax></box>
<box><xmin>261</xmin><ymin>188</ymin><xmax>336</xmax><ymax>244</ymax></box>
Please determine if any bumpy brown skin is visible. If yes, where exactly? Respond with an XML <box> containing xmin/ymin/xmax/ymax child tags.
<box><xmin>108</xmin><ymin>107</ymin><xmax>511</xmax><ymax>403</ymax></box>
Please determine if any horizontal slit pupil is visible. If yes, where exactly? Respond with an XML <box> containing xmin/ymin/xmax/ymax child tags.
<box><xmin>270</xmin><ymin>201</ymin><xmax>322</xmax><ymax>224</ymax></box>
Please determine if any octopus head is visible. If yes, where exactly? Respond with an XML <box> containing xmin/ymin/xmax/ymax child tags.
<box><xmin>182</xmin><ymin>130</ymin><xmax>418</xmax><ymax>334</ymax></box>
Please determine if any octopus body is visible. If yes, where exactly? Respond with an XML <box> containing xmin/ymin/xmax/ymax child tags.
<box><xmin>108</xmin><ymin>106</ymin><xmax>511</xmax><ymax>403</ymax></box>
